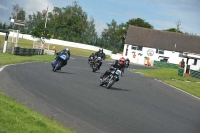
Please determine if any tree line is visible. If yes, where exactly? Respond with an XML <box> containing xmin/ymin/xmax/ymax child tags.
<box><xmin>0</xmin><ymin>2</ymin><xmax>195</xmax><ymax>52</ymax></box>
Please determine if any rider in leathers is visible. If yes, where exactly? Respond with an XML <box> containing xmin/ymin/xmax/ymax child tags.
<box><xmin>94</xmin><ymin>48</ymin><xmax>106</xmax><ymax>69</ymax></box>
<box><xmin>100</xmin><ymin>57</ymin><xmax>129</xmax><ymax>81</ymax></box>
<box><xmin>88</xmin><ymin>53</ymin><xmax>95</xmax><ymax>64</ymax></box>
<box><xmin>52</xmin><ymin>48</ymin><xmax>71</xmax><ymax>70</ymax></box>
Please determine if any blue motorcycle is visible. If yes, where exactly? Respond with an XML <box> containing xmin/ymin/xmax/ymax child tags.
<box><xmin>51</xmin><ymin>52</ymin><xmax>69</xmax><ymax>72</ymax></box>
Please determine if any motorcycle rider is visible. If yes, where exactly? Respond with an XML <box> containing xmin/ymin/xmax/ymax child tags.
<box><xmin>88</xmin><ymin>53</ymin><xmax>95</xmax><ymax>64</ymax></box>
<box><xmin>52</xmin><ymin>47</ymin><xmax>71</xmax><ymax>69</ymax></box>
<box><xmin>94</xmin><ymin>48</ymin><xmax>106</xmax><ymax>69</ymax></box>
<box><xmin>100</xmin><ymin>57</ymin><xmax>129</xmax><ymax>81</ymax></box>
<box><xmin>125</xmin><ymin>57</ymin><xmax>130</xmax><ymax>68</ymax></box>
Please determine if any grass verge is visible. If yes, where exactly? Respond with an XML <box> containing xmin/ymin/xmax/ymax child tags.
<box><xmin>0</xmin><ymin>92</ymin><xmax>76</xmax><ymax>133</ymax></box>
<box><xmin>132</xmin><ymin>68</ymin><xmax>200</xmax><ymax>98</ymax></box>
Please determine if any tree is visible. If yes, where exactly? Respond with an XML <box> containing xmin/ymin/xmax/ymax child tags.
<box><xmin>31</xmin><ymin>20</ymin><xmax>51</xmax><ymax>39</ymax></box>
<box><xmin>83</xmin><ymin>17</ymin><xmax>97</xmax><ymax>44</ymax></box>
<box><xmin>163</xmin><ymin>28</ymin><xmax>183</xmax><ymax>33</ymax></box>
<box><xmin>0</xmin><ymin>22</ymin><xmax>8</xmax><ymax>29</ymax></box>
<box><xmin>126</xmin><ymin>18</ymin><xmax>154</xmax><ymax>29</ymax></box>
<box><xmin>163</xmin><ymin>20</ymin><xmax>183</xmax><ymax>33</ymax></box>
<box><xmin>101</xmin><ymin>19</ymin><xmax>122</xmax><ymax>52</ymax></box>
<box><xmin>11</xmin><ymin>4</ymin><xmax>26</xmax><ymax>32</ymax></box>
<box><xmin>100</xmin><ymin>18</ymin><xmax>154</xmax><ymax>52</ymax></box>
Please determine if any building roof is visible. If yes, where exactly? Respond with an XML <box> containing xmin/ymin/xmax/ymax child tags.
<box><xmin>125</xmin><ymin>26</ymin><xmax>200</xmax><ymax>54</ymax></box>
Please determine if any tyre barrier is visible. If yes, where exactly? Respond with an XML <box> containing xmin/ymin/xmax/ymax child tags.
<box><xmin>190</xmin><ymin>70</ymin><xmax>200</xmax><ymax>79</ymax></box>
<box><xmin>154</xmin><ymin>61</ymin><xmax>179</xmax><ymax>69</ymax></box>
<box><xmin>12</xmin><ymin>46</ymin><xmax>20</xmax><ymax>55</ymax></box>
<box><xmin>12</xmin><ymin>47</ymin><xmax>44</xmax><ymax>56</ymax></box>
<box><xmin>178</xmin><ymin>67</ymin><xmax>184</xmax><ymax>76</ymax></box>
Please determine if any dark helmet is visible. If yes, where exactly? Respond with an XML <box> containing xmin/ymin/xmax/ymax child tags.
<box><xmin>99</xmin><ymin>48</ymin><xmax>103</xmax><ymax>53</ymax></box>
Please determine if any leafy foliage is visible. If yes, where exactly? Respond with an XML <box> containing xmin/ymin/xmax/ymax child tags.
<box><xmin>126</xmin><ymin>18</ymin><xmax>154</xmax><ymax>29</ymax></box>
<box><xmin>163</xmin><ymin>28</ymin><xmax>183</xmax><ymax>33</ymax></box>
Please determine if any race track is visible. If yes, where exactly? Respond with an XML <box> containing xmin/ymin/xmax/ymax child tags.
<box><xmin>0</xmin><ymin>55</ymin><xmax>200</xmax><ymax>133</ymax></box>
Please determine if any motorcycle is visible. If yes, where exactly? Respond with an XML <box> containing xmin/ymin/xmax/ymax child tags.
<box><xmin>88</xmin><ymin>56</ymin><xmax>95</xmax><ymax>67</ymax></box>
<box><xmin>92</xmin><ymin>57</ymin><xmax>102</xmax><ymax>72</ymax></box>
<box><xmin>51</xmin><ymin>52</ymin><xmax>68</xmax><ymax>72</ymax></box>
<box><xmin>99</xmin><ymin>68</ymin><xmax>121</xmax><ymax>89</ymax></box>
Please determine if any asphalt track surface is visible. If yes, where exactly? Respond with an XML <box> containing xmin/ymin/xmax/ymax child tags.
<box><xmin>0</xmin><ymin>55</ymin><xmax>200</xmax><ymax>133</ymax></box>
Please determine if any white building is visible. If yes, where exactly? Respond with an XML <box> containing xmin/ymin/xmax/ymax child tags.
<box><xmin>123</xmin><ymin>26</ymin><xmax>200</xmax><ymax>71</ymax></box>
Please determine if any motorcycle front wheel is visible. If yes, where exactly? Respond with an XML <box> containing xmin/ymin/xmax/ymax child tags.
<box><xmin>92</xmin><ymin>65</ymin><xmax>97</xmax><ymax>72</ymax></box>
<box><xmin>106</xmin><ymin>78</ymin><xmax>116</xmax><ymax>89</ymax></box>
<box><xmin>54</xmin><ymin>61</ymin><xmax>62</xmax><ymax>72</ymax></box>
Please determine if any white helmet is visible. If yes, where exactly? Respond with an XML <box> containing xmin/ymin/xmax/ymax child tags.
<box><xmin>66</xmin><ymin>48</ymin><xmax>70</xmax><ymax>51</ymax></box>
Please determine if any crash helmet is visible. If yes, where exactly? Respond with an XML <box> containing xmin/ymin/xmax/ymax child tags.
<box><xmin>99</xmin><ymin>48</ymin><xmax>103</xmax><ymax>53</ymax></box>
<box><xmin>119</xmin><ymin>57</ymin><xmax>125</xmax><ymax>66</ymax></box>
<box><xmin>65</xmin><ymin>48</ymin><xmax>70</xmax><ymax>52</ymax></box>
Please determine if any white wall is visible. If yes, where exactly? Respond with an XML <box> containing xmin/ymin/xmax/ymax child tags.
<box><xmin>0</xmin><ymin>32</ymin><xmax>122</xmax><ymax>60</ymax></box>
<box><xmin>122</xmin><ymin>44</ymin><xmax>200</xmax><ymax>70</ymax></box>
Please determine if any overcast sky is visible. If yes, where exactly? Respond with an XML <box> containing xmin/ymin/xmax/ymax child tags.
<box><xmin>0</xmin><ymin>0</ymin><xmax>199</xmax><ymax>36</ymax></box>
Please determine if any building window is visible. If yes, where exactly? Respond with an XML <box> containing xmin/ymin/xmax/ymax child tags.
<box><xmin>160</xmin><ymin>58</ymin><xmax>168</xmax><ymax>62</ymax></box>
<box><xmin>156</xmin><ymin>49</ymin><xmax>164</xmax><ymax>54</ymax></box>
<box><xmin>194</xmin><ymin>59</ymin><xmax>197</xmax><ymax>65</ymax></box>
<box><xmin>131</xmin><ymin>46</ymin><xmax>143</xmax><ymax>51</ymax></box>
<box><xmin>131</xmin><ymin>46</ymin><xmax>137</xmax><ymax>50</ymax></box>
<box><xmin>137</xmin><ymin>46</ymin><xmax>143</xmax><ymax>51</ymax></box>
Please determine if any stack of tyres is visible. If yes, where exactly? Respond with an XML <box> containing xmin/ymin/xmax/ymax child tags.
<box><xmin>41</xmin><ymin>49</ymin><xmax>44</xmax><ymax>55</ymax></box>
<box><xmin>26</xmin><ymin>48</ymin><xmax>33</xmax><ymax>56</ymax></box>
<box><xmin>178</xmin><ymin>67</ymin><xmax>184</xmax><ymax>76</ymax></box>
<box><xmin>19</xmin><ymin>48</ymin><xmax>27</xmax><ymax>56</ymax></box>
<box><xmin>190</xmin><ymin>70</ymin><xmax>200</xmax><ymax>79</ymax></box>
<box><xmin>33</xmin><ymin>49</ymin><xmax>36</xmax><ymax>55</ymax></box>
<box><xmin>12</xmin><ymin>47</ymin><xmax>20</xmax><ymax>55</ymax></box>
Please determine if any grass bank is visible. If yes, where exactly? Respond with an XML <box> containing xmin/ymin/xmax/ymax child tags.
<box><xmin>132</xmin><ymin>68</ymin><xmax>200</xmax><ymax>98</ymax></box>
<box><xmin>0</xmin><ymin>92</ymin><xmax>76</xmax><ymax>133</ymax></box>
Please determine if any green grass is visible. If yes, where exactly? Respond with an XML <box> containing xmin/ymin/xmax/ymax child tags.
<box><xmin>0</xmin><ymin>53</ymin><xmax>53</xmax><ymax>67</ymax></box>
<box><xmin>0</xmin><ymin>92</ymin><xmax>76</xmax><ymax>133</ymax></box>
<box><xmin>163</xmin><ymin>80</ymin><xmax>200</xmax><ymax>98</ymax></box>
<box><xmin>133</xmin><ymin>68</ymin><xmax>200</xmax><ymax>98</ymax></box>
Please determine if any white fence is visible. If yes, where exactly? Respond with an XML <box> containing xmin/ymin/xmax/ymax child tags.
<box><xmin>0</xmin><ymin>32</ymin><xmax>122</xmax><ymax>60</ymax></box>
